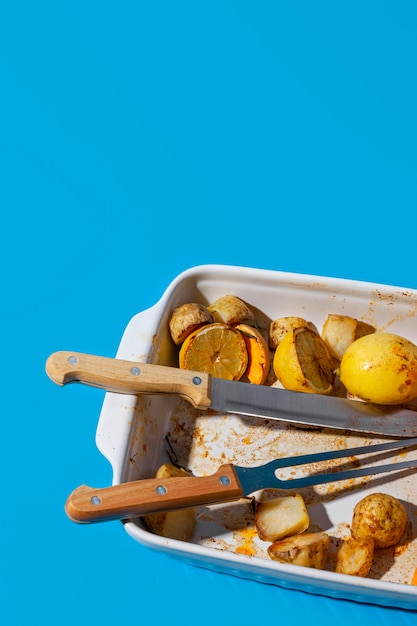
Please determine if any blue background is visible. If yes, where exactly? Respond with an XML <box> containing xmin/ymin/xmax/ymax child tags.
<box><xmin>1</xmin><ymin>1</ymin><xmax>417</xmax><ymax>624</ymax></box>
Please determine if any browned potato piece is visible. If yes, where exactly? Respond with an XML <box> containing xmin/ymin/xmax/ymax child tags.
<box><xmin>144</xmin><ymin>508</ymin><xmax>196</xmax><ymax>541</ymax></box>
<box><xmin>255</xmin><ymin>494</ymin><xmax>310</xmax><ymax>542</ymax></box>
<box><xmin>154</xmin><ymin>463</ymin><xmax>190</xmax><ymax>479</ymax></box>
<box><xmin>351</xmin><ymin>493</ymin><xmax>407</xmax><ymax>549</ymax></box>
<box><xmin>355</xmin><ymin>321</ymin><xmax>377</xmax><ymax>340</ymax></box>
<box><xmin>336</xmin><ymin>536</ymin><xmax>375</xmax><ymax>577</ymax></box>
<box><xmin>169</xmin><ymin>302</ymin><xmax>214</xmax><ymax>345</ymax></box>
<box><xmin>268</xmin><ymin>532</ymin><xmax>330</xmax><ymax>569</ymax></box>
<box><xmin>321</xmin><ymin>314</ymin><xmax>375</xmax><ymax>362</ymax></box>
<box><xmin>208</xmin><ymin>295</ymin><xmax>255</xmax><ymax>326</ymax></box>
<box><xmin>321</xmin><ymin>314</ymin><xmax>358</xmax><ymax>362</ymax></box>
<box><xmin>143</xmin><ymin>464</ymin><xmax>196</xmax><ymax>541</ymax></box>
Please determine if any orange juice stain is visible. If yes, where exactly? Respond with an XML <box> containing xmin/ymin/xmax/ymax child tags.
<box><xmin>235</xmin><ymin>527</ymin><xmax>257</xmax><ymax>556</ymax></box>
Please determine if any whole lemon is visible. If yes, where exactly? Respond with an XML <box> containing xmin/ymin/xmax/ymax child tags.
<box><xmin>339</xmin><ymin>332</ymin><xmax>417</xmax><ymax>405</ymax></box>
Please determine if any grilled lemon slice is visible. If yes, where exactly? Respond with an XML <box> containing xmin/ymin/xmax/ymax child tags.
<box><xmin>235</xmin><ymin>323</ymin><xmax>271</xmax><ymax>385</ymax></box>
<box><xmin>179</xmin><ymin>322</ymin><xmax>248</xmax><ymax>381</ymax></box>
<box><xmin>269</xmin><ymin>316</ymin><xmax>318</xmax><ymax>350</ymax></box>
<box><xmin>273</xmin><ymin>326</ymin><xmax>334</xmax><ymax>394</ymax></box>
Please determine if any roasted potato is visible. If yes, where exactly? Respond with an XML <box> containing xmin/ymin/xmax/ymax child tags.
<box><xmin>268</xmin><ymin>531</ymin><xmax>330</xmax><ymax>569</ymax></box>
<box><xmin>143</xmin><ymin>463</ymin><xmax>196</xmax><ymax>541</ymax></box>
<box><xmin>169</xmin><ymin>302</ymin><xmax>214</xmax><ymax>345</ymax></box>
<box><xmin>355</xmin><ymin>320</ymin><xmax>377</xmax><ymax>340</ymax></box>
<box><xmin>321</xmin><ymin>314</ymin><xmax>375</xmax><ymax>363</ymax></box>
<box><xmin>208</xmin><ymin>295</ymin><xmax>255</xmax><ymax>326</ymax></box>
<box><xmin>335</xmin><ymin>536</ymin><xmax>375</xmax><ymax>577</ymax></box>
<box><xmin>321</xmin><ymin>314</ymin><xmax>359</xmax><ymax>362</ymax></box>
<box><xmin>255</xmin><ymin>494</ymin><xmax>309</xmax><ymax>542</ymax></box>
<box><xmin>351</xmin><ymin>492</ymin><xmax>407</xmax><ymax>549</ymax></box>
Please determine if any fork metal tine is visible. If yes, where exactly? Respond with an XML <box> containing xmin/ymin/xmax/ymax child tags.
<box><xmin>268</xmin><ymin>459</ymin><xmax>417</xmax><ymax>490</ymax></box>
<box><xmin>263</xmin><ymin>437</ymin><xmax>417</xmax><ymax>469</ymax></box>
<box><xmin>234</xmin><ymin>437</ymin><xmax>417</xmax><ymax>494</ymax></box>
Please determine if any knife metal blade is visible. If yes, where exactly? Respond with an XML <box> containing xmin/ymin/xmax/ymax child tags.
<box><xmin>210</xmin><ymin>377</ymin><xmax>417</xmax><ymax>438</ymax></box>
<box><xmin>45</xmin><ymin>351</ymin><xmax>417</xmax><ymax>438</ymax></box>
<box><xmin>65</xmin><ymin>437</ymin><xmax>417</xmax><ymax>523</ymax></box>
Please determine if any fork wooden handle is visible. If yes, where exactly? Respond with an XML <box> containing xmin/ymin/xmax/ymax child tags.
<box><xmin>65</xmin><ymin>465</ymin><xmax>243</xmax><ymax>523</ymax></box>
<box><xmin>45</xmin><ymin>351</ymin><xmax>212</xmax><ymax>409</ymax></box>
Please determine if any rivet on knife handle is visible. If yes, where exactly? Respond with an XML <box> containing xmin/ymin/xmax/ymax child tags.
<box><xmin>65</xmin><ymin>465</ymin><xmax>243</xmax><ymax>523</ymax></box>
<box><xmin>45</xmin><ymin>351</ymin><xmax>212</xmax><ymax>409</ymax></box>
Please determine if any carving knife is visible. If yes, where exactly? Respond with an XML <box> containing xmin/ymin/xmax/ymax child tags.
<box><xmin>45</xmin><ymin>351</ymin><xmax>417</xmax><ymax>438</ymax></box>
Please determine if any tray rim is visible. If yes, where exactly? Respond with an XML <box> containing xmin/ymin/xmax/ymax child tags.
<box><xmin>95</xmin><ymin>264</ymin><xmax>417</xmax><ymax>610</ymax></box>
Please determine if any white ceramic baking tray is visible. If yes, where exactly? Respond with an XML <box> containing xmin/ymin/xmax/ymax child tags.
<box><xmin>95</xmin><ymin>265</ymin><xmax>417</xmax><ymax>609</ymax></box>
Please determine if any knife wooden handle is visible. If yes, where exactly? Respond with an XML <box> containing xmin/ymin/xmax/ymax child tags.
<box><xmin>65</xmin><ymin>465</ymin><xmax>243</xmax><ymax>523</ymax></box>
<box><xmin>46</xmin><ymin>351</ymin><xmax>212</xmax><ymax>409</ymax></box>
